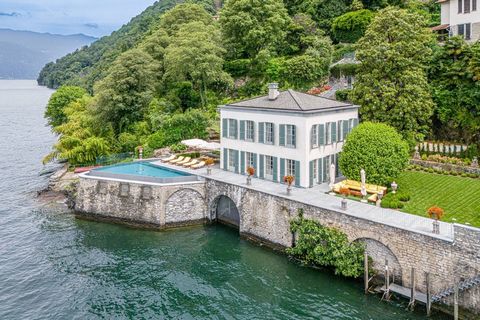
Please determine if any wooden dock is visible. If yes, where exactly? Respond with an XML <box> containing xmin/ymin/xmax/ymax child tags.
<box><xmin>376</xmin><ymin>284</ymin><xmax>428</xmax><ymax>304</ymax></box>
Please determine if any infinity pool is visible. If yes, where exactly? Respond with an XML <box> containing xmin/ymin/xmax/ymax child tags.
<box><xmin>87</xmin><ymin>162</ymin><xmax>199</xmax><ymax>184</ymax></box>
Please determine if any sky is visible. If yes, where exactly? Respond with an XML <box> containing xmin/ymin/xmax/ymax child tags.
<box><xmin>0</xmin><ymin>0</ymin><xmax>157</xmax><ymax>38</ymax></box>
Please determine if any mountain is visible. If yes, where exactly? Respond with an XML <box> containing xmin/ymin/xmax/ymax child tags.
<box><xmin>0</xmin><ymin>29</ymin><xmax>96</xmax><ymax>79</ymax></box>
<box><xmin>37</xmin><ymin>0</ymin><xmax>218</xmax><ymax>90</ymax></box>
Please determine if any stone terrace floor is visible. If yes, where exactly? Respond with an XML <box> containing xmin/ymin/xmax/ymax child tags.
<box><xmin>151</xmin><ymin>160</ymin><xmax>456</xmax><ymax>241</ymax></box>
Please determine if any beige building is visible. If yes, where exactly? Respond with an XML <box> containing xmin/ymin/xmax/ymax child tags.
<box><xmin>434</xmin><ymin>0</ymin><xmax>480</xmax><ymax>42</ymax></box>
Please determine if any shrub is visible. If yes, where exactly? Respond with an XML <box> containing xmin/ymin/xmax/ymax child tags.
<box><xmin>381</xmin><ymin>198</ymin><xmax>404</xmax><ymax>209</ymax></box>
<box><xmin>339</xmin><ymin>122</ymin><xmax>410</xmax><ymax>186</ymax></box>
<box><xmin>427</xmin><ymin>206</ymin><xmax>444</xmax><ymax>220</ymax></box>
<box><xmin>287</xmin><ymin>217</ymin><xmax>365</xmax><ymax>278</ymax></box>
<box><xmin>335</xmin><ymin>89</ymin><xmax>352</xmax><ymax>102</ymax></box>
<box><xmin>118</xmin><ymin>132</ymin><xmax>139</xmax><ymax>153</ymax></box>
<box><xmin>170</xmin><ymin>143</ymin><xmax>188</xmax><ymax>153</ymax></box>
<box><xmin>224</xmin><ymin>59</ymin><xmax>251</xmax><ymax>77</ymax></box>
<box><xmin>331</xmin><ymin>9</ymin><xmax>375</xmax><ymax>43</ymax></box>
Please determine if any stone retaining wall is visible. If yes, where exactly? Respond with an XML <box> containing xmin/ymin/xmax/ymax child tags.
<box><xmin>410</xmin><ymin>159</ymin><xmax>480</xmax><ymax>175</ymax></box>
<box><xmin>76</xmin><ymin>177</ymin><xmax>207</xmax><ymax>228</ymax></box>
<box><xmin>205</xmin><ymin>179</ymin><xmax>480</xmax><ymax>313</ymax></box>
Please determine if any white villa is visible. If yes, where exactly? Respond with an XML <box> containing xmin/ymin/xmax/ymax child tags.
<box><xmin>434</xmin><ymin>0</ymin><xmax>479</xmax><ymax>42</ymax></box>
<box><xmin>219</xmin><ymin>84</ymin><xmax>359</xmax><ymax>188</ymax></box>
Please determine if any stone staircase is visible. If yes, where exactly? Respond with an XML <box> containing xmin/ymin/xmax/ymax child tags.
<box><xmin>432</xmin><ymin>275</ymin><xmax>480</xmax><ymax>303</ymax></box>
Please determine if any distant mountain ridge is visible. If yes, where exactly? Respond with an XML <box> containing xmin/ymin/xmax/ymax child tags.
<box><xmin>37</xmin><ymin>0</ymin><xmax>219</xmax><ymax>90</ymax></box>
<box><xmin>0</xmin><ymin>29</ymin><xmax>96</xmax><ymax>79</ymax></box>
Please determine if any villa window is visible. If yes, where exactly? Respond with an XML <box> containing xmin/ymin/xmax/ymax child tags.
<box><xmin>286</xmin><ymin>125</ymin><xmax>296</xmax><ymax>148</ymax></box>
<box><xmin>265</xmin><ymin>122</ymin><xmax>274</xmax><ymax>144</ymax></box>
<box><xmin>313</xmin><ymin>160</ymin><xmax>318</xmax><ymax>184</ymax></box>
<box><xmin>459</xmin><ymin>0</ymin><xmax>476</xmax><ymax>12</ymax></box>
<box><xmin>228</xmin><ymin>119</ymin><xmax>237</xmax><ymax>139</ymax></box>
<box><xmin>458</xmin><ymin>23</ymin><xmax>472</xmax><ymax>40</ymax></box>
<box><xmin>265</xmin><ymin>156</ymin><xmax>274</xmax><ymax>179</ymax></box>
<box><xmin>228</xmin><ymin>149</ymin><xmax>236</xmax><ymax>171</ymax></box>
<box><xmin>311</xmin><ymin>125</ymin><xmax>318</xmax><ymax>148</ymax></box>
<box><xmin>246</xmin><ymin>121</ymin><xmax>255</xmax><ymax>141</ymax></box>
<box><xmin>326</xmin><ymin>122</ymin><xmax>331</xmax><ymax>144</ymax></box>
<box><xmin>286</xmin><ymin>159</ymin><xmax>295</xmax><ymax>177</ymax></box>
<box><xmin>246</xmin><ymin>152</ymin><xmax>255</xmax><ymax>168</ymax></box>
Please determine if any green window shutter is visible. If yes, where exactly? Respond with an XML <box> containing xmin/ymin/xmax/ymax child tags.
<box><xmin>343</xmin><ymin>120</ymin><xmax>349</xmax><ymax>139</ymax></box>
<box><xmin>318</xmin><ymin>124</ymin><xmax>325</xmax><ymax>146</ymax></box>
<box><xmin>273</xmin><ymin>157</ymin><xmax>278</xmax><ymax>182</ymax></box>
<box><xmin>279</xmin><ymin>125</ymin><xmax>286</xmax><ymax>146</ymax></box>
<box><xmin>222</xmin><ymin>119</ymin><xmax>228</xmax><ymax>138</ymax></box>
<box><xmin>234</xmin><ymin>150</ymin><xmax>239</xmax><ymax>173</ymax></box>
<box><xmin>252</xmin><ymin>153</ymin><xmax>257</xmax><ymax>177</ymax></box>
<box><xmin>271</xmin><ymin>124</ymin><xmax>275</xmax><ymax>145</ymax></box>
<box><xmin>295</xmin><ymin>161</ymin><xmax>301</xmax><ymax>187</ymax></box>
<box><xmin>258</xmin><ymin>122</ymin><xmax>265</xmax><ymax>143</ymax></box>
<box><xmin>318</xmin><ymin>159</ymin><xmax>322</xmax><ymax>183</ymax></box>
<box><xmin>338</xmin><ymin>120</ymin><xmax>343</xmax><ymax>141</ymax></box>
<box><xmin>233</xmin><ymin>120</ymin><xmax>238</xmax><ymax>139</ymax></box>
<box><xmin>322</xmin><ymin>157</ymin><xmax>327</xmax><ymax>182</ymax></box>
<box><xmin>223</xmin><ymin>148</ymin><xmax>228</xmax><ymax>170</ymax></box>
<box><xmin>259</xmin><ymin>155</ymin><xmax>265</xmax><ymax>179</ymax></box>
<box><xmin>280</xmin><ymin>158</ymin><xmax>285</xmax><ymax>183</ymax></box>
<box><xmin>240</xmin><ymin>151</ymin><xmax>245</xmax><ymax>175</ymax></box>
<box><xmin>326</xmin><ymin>123</ymin><xmax>331</xmax><ymax>144</ymax></box>
<box><xmin>309</xmin><ymin>160</ymin><xmax>314</xmax><ymax>188</ymax></box>
<box><xmin>331</xmin><ymin>122</ymin><xmax>337</xmax><ymax>142</ymax></box>
<box><xmin>240</xmin><ymin>120</ymin><xmax>245</xmax><ymax>140</ymax></box>
<box><xmin>334</xmin><ymin>154</ymin><xmax>338</xmax><ymax>177</ymax></box>
<box><xmin>252</xmin><ymin>122</ymin><xmax>256</xmax><ymax>142</ymax></box>
<box><xmin>292</xmin><ymin>125</ymin><xmax>297</xmax><ymax>148</ymax></box>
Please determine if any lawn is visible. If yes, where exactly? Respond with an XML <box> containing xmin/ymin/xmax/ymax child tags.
<box><xmin>396</xmin><ymin>171</ymin><xmax>480</xmax><ymax>227</ymax></box>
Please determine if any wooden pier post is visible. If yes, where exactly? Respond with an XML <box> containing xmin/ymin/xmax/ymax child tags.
<box><xmin>364</xmin><ymin>252</ymin><xmax>369</xmax><ymax>294</ymax></box>
<box><xmin>426</xmin><ymin>272</ymin><xmax>431</xmax><ymax>317</ymax></box>
<box><xmin>454</xmin><ymin>279</ymin><xmax>459</xmax><ymax>320</ymax></box>
<box><xmin>382</xmin><ymin>259</ymin><xmax>390</xmax><ymax>301</ymax></box>
<box><xmin>408</xmin><ymin>268</ymin><xmax>416</xmax><ymax>311</ymax></box>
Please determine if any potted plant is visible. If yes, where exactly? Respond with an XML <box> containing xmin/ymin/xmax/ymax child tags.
<box><xmin>427</xmin><ymin>206</ymin><xmax>444</xmax><ymax>234</ymax></box>
<box><xmin>284</xmin><ymin>175</ymin><xmax>295</xmax><ymax>196</ymax></box>
<box><xmin>205</xmin><ymin>158</ymin><xmax>215</xmax><ymax>175</ymax></box>
<box><xmin>246</xmin><ymin>166</ymin><xmax>255</xmax><ymax>185</ymax></box>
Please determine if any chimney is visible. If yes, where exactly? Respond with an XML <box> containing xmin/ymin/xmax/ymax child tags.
<box><xmin>268</xmin><ymin>83</ymin><xmax>279</xmax><ymax>100</ymax></box>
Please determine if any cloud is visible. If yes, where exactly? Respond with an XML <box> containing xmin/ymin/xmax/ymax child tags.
<box><xmin>84</xmin><ymin>23</ymin><xmax>98</xmax><ymax>29</ymax></box>
<box><xmin>0</xmin><ymin>12</ymin><xmax>21</xmax><ymax>17</ymax></box>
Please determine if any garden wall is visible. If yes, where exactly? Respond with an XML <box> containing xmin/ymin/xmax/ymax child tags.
<box><xmin>410</xmin><ymin>159</ymin><xmax>480</xmax><ymax>176</ymax></box>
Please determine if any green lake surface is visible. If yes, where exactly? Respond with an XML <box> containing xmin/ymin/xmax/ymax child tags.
<box><xmin>0</xmin><ymin>81</ymin><xmax>448</xmax><ymax>319</ymax></box>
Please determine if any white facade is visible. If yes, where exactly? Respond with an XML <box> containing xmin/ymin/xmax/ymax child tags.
<box><xmin>219</xmin><ymin>90</ymin><xmax>359</xmax><ymax>188</ymax></box>
<box><xmin>438</xmin><ymin>0</ymin><xmax>480</xmax><ymax>42</ymax></box>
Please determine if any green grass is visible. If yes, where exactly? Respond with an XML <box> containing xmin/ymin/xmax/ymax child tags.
<box><xmin>396</xmin><ymin>171</ymin><xmax>480</xmax><ymax>227</ymax></box>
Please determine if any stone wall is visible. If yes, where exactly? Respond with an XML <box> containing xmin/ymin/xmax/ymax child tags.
<box><xmin>411</xmin><ymin>159</ymin><xmax>480</xmax><ymax>175</ymax></box>
<box><xmin>205</xmin><ymin>179</ymin><xmax>480</xmax><ymax>313</ymax></box>
<box><xmin>76</xmin><ymin>177</ymin><xmax>206</xmax><ymax>228</ymax></box>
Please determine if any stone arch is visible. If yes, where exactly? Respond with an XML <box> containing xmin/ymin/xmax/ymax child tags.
<box><xmin>209</xmin><ymin>194</ymin><xmax>241</xmax><ymax>229</ymax></box>
<box><xmin>165</xmin><ymin>188</ymin><xmax>206</xmax><ymax>224</ymax></box>
<box><xmin>354</xmin><ymin>237</ymin><xmax>403</xmax><ymax>282</ymax></box>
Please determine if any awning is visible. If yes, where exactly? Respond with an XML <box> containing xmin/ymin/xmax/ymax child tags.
<box><xmin>432</xmin><ymin>24</ymin><xmax>449</xmax><ymax>31</ymax></box>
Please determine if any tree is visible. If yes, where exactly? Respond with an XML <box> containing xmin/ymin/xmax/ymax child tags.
<box><xmin>339</xmin><ymin>122</ymin><xmax>409</xmax><ymax>186</ymax></box>
<box><xmin>45</xmin><ymin>86</ymin><xmax>87</xmax><ymax>128</ymax></box>
<box><xmin>163</xmin><ymin>21</ymin><xmax>232</xmax><ymax>106</ymax></box>
<box><xmin>220</xmin><ymin>0</ymin><xmax>292</xmax><ymax>59</ymax></box>
<box><xmin>305</xmin><ymin>0</ymin><xmax>351</xmax><ymax>33</ymax></box>
<box><xmin>351</xmin><ymin>7</ymin><xmax>434</xmax><ymax>143</ymax></box>
<box><xmin>331</xmin><ymin>9</ymin><xmax>374</xmax><ymax>43</ymax></box>
<box><xmin>93</xmin><ymin>49</ymin><xmax>158</xmax><ymax>135</ymax></box>
<box><xmin>159</xmin><ymin>3</ymin><xmax>214</xmax><ymax>36</ymax></box>
<box><xmin>427</xmin><ymin>37</ymin><xmax>480</xmax><ymax>145</ymax></box>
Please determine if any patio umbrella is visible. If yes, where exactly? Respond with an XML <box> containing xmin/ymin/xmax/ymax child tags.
<box><xmin>329</xmin><ymin>163</ymin><xmax>336</xmax><ymax>185</ymax></box>
<box><xmin>360</xmin><ymin>169</ymin><xmax>366</xmax><ymax>185</ymax></box>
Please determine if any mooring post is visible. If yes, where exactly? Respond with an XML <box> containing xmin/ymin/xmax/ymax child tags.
<box><xmin>408</xmin><ymin>268</ymin><xmax>416</xmax><ymax>311</ymax></box>
<box><xmin>382</xmin><ymin>259</ymin><xmax>390</xmax><ymax>301</ymax></box>
<box><xmin>364</xmin><ymin>251</ymin><xmax>369</xmax><ymax>294</ymax></box>
<box><xmin>454</xmin><ymin>278</ymin><xmax>459</xmax><ymax>320</ymax></box>
<box><xmin>426</xmin><ymin>272</ymin><xmax>431</xmax><ymax>317</ymax></box>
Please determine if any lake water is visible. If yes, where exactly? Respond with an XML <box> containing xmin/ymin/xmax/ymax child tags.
<box><xmin>0</xmin><ymin>80</ymin><xmax>447</xmax><ymax>319</ymax></box>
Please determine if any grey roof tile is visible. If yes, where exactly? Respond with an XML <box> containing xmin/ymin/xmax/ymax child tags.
<box><xmin>226</xmin><ymin>89</ymin><xmax>354</xmax><ymax>112</ymax></box>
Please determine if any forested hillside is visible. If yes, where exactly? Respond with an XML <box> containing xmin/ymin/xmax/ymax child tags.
<box><xmin>41</xmin><ymin>0</ymin><xmax>479</xmax><ymax>167</ymax></box>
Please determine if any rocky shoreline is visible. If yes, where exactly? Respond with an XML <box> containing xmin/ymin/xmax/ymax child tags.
<box><xmin>37</xmin><ymin>165</ymin><xmax>78</xmax><ymax>210</ymax></box>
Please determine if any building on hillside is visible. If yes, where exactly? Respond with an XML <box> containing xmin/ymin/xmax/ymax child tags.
<box><xmin>219</xmin><ymin>84</ymin><xmax>359</xmax><ymax>188</ymax></box>
<box><xmin>434</xmin><ymin>0</ymin><xmax>479</xmax><ymax>42</ymax></box>
<box><xmin>320</xmin><ymin>52</ymin><xmax>359</xmax><ymax>100</ymax></box>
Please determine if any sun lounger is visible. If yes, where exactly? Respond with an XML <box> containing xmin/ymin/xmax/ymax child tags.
<box><xmin>191</xmin><ymin>161</ymin><xmax>206</xmax><ymax>169</ymax></box>
<box><xmin>183</xmin><ymin>159</ymin><xmax>198</xmax><ymax>167</ymax></box>
<box><xmin>161</xmin><ymin>155</ymin><xmax>176</xmax><ymax>162</ymax></box>
<box><xmin>176</xmin><ymin>157</ymin><xmax>191</xmax><ymax>165</ymax></box>
<box><xmin>169</xmin><ymin>156</ymin><xmax>185</xmax><ymax>164</ymax></box>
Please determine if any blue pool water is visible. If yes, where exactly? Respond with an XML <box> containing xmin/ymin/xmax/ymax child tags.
<box><xmin>94</xmin><ymin>162</ymin><xmax>190</xmax><ymax>178</ymax></box>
